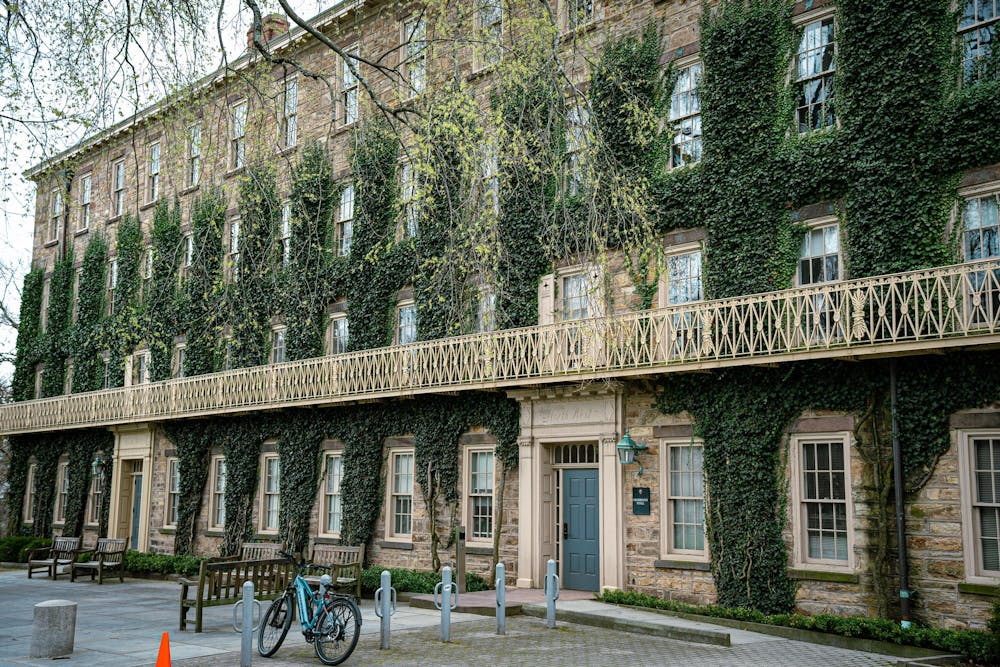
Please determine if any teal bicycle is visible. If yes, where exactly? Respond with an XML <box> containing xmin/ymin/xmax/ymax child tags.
<box><xmin>258</xmin><ymin>551</ymin><xmax>362</xmax><ymax>665</ymax></box>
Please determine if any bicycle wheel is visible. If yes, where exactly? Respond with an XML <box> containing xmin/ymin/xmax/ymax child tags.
<box><xmin>258</xmin><ymin>593</ymin><xmax>294</xmax><ymax>657</ymax></box>
<box><xmin>313</xmin><ymin>597</ymin><xmax>361</xmax><ymax>665</ymax></box>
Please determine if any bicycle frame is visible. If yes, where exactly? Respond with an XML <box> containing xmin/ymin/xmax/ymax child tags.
<box><xmin>291</xmin><ymin>571</ymin><xmax>331</xmax><ymax>636</ymax></box>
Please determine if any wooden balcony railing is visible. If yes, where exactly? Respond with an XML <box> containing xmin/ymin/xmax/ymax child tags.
<box><xmin>2</xmin><ymin>259</ymin><xmax>998</xmax><ymax>435</ymax></box>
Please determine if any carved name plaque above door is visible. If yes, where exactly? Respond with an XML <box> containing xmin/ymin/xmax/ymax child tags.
<box><xmin>533</xmin><ymin>397</ymin><xmax>615</xmax><ymax>427</ymax></box>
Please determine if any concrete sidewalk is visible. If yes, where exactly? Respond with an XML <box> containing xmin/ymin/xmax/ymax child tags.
<box><xmin>0</xmin><ymin>571</ymin><xmax>916</xmax><ymax>666</ymax></box>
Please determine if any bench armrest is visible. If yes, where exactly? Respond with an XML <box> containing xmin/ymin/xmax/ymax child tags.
<box><xmin>25</xmin><ymin>546</ymin><xmax>53</xmax><ymax>560</ymax></box>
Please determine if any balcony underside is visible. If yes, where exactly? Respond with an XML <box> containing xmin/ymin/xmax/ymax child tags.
<box><xmin>2</xmin><ymin>260</ymin><xmax>998</xmax><ymax>435</ymax></box>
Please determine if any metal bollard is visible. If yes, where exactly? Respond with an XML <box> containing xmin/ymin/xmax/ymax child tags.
<box><xmin>373</xmin><ymin>570</ymin><xmax>398</xmax><ymax>650</ymax></box>
<box><xmin>433</xmin><ymin>565</ymin><xmax>459</xmax><ymax>642</ymax></box>
<box><xmin>232</xmin><ymin>581</ymin><xmax>261</xmax><ymax>667</ymax></box>
<box><xmin>495</xmin><ymin>563</ymin><xmax>506</xmax><ymax>636</ymax></box>
<box><xmin>543</xmin><ymin>559</ymin><xmax>560</xmax><ymax>629</ymax></box>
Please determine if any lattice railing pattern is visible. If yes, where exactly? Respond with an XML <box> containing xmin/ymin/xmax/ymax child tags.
<box><xmin>2</xmin><ymin>260</ymin><xmax>998</xmax><ymax>434</ymax></box>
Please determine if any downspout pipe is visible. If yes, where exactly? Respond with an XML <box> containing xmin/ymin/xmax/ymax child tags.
<box><xmin>890</xmin><ymin>359</ymin><xmax>912</xmax><ymax>628</ymax></box>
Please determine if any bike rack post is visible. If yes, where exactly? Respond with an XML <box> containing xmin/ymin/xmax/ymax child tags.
<box><xmin>433</xmin><ymin>565</ymin><xmax>458</xmax><ymax>642</ymax></box>
<box><xmin>233</xmin><ymin>581</ymin><xmax>261</xmax><ymax>667</ymax></box>
<box><xmin>373</xmin><ymin>570</ymin><xmax>397</xmax><ymax>650</ymax></box>
<box><xmin>544</xmin><ymin>559</ymin><xmax>560</xmax><ymax>629</ymax></box>
<box><xmin>495</xmin><ymin>562</ymin><xmax>506</xmax><ymax>636</ymax></box>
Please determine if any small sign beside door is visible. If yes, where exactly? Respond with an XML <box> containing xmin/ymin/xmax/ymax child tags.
<box><xmin>632</xmin><ymin>487</ymin><xmax>650</xmax><ymax>515</ymax></box>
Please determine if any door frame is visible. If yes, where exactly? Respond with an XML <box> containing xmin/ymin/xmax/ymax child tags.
<box><xmin>510</xmin><ymin>385</ymin><xmax>625</xmax><ymax>592</ymax></box>
<box><xmin>560</xmin><ymin>466</ymin><xmax>601</xmax><ymax>591</ymax></box>
<box><xmin>108</xmin><ymin>425</ymin><xmax>154</xmax><ymax>551</ymax></box>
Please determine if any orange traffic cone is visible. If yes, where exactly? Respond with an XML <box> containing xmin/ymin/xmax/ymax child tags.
<box><xmin>155</xmin><ymin>631</ymin><xmax>171</xmax><ymax>667</ymax></box>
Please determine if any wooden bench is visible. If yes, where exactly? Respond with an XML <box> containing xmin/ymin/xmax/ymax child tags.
<box><xmin>305</xmin><ymin>544</ymin><xmax>364</xmax><ymax>602</ymax></box>
<box><xmin>71</xmin><ymin>538</ymin><xmax>127</xmax><ymax>584</ymax></box>
<box><xmin>179</xmin><ymin>557</ymin><xmax>292</xmax><ymax>633</ymax></box>
<box><xmin>26</xmin><ymin>537</ymin><xmax>82</xmax><ymax>580</ymax></box>
<box><xmin>241</xmin><ymin>542</ymin><xmax>282</xmax><ymax>560</ymax></box>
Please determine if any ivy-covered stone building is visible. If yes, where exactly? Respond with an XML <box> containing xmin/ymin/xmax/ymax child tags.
<box><xmin>4</xmin><ymin>0</ymin><xmax>1000</xmax><ymax>633</ymax></box>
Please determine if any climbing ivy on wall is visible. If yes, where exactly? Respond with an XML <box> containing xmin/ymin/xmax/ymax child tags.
<box><xmin>61</xmin><ymin>430</ymin><xmax>113</xmax><ymax>537</ymax></box>
<box><xmin>71</xmin><ymin>233</ymin><xmax>108</xmax><ymax>392</ymax></box>
<box><xmin>164</xmin><ymin>422</ymin><xmax>213</xmax><ymax>555</ymax></box>
<box><xmin>147</xmin><ymin>200</ymin><xmax>183</xmax><ymax>381</ymax></box>
<box><xmin>285</xmin><ymin>143</ymin><xmax>338</xmax><ymax>361</ymax></box>
<box><xmin>184</xmin><ymin>189</ymin><xmax>226</xmax><ymax>376</ymax></box>
<box><xmin>231</xmin><ymin>164</ymin><xmax>280</xmax><ymax>368</ymax></box>
<box><xmin>39</xmin><ymin>249</ymin><xmax>74</xmax><ymax>397</ymax></box>
<box><xmin>277</xmin><ymin>412</ymin><xmax>326</xmax><ymax>553</ymax></box>
<box><xmin>11</xmin><ymin>269</ymin><xmax>43</xmax><ymax>402</ymax></box>
<box><xmin>108</xmin><ymin>214</ymin><xmax>143</xmax><ymax>388</ymax></box>
<box><xmin>5</xmin><ymin>437</ymin><xmax>31</xmax><ymax>536</ymax></box>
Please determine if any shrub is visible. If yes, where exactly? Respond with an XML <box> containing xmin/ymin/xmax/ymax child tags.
<box><xmin>0</xmin><ymin>536</ymin><xmax>52</xmax><ymax>562</ymax></box>
<box><xmin>360</xmin><ymin>566</ymin><xmax>488</xmax><ymax>595</ymax></box>
<box><xmin>600</xmin><ymin>590</ymin><xmax>1000</xmax><ymax>665</ymax></box>
<box><xmin>123</xmin><ymin>550</ymin><xmax>204</xmax><ymax>577</ymax></box>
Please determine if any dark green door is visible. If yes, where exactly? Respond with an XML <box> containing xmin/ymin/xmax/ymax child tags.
<box><xmin>562</xmin><ymin>468</ymin><xmax>599</xmax><ymax>591</ymax></box>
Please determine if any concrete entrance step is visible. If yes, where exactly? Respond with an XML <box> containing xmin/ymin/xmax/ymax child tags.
<box><xmin>408</xmin><ymin>587</ymin><xmax>594</xmax><ymax>615</ymax></box>
<box><xmin>520</xmin><ymin>599</ymin><xmax>732</xmax><ymax>647</ymax></box>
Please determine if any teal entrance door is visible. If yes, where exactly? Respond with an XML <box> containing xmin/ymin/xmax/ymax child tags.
<box><xmin>562</xmin><ymin>468</ymin><xmax>599</xmax><ymax>591</ymax></box>
<box><xmin>131</xmin><ymin>473</ymin><xmax>142</xmax><ymax>550</ymax></box>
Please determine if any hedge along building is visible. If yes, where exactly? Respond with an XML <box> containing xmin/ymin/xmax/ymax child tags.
<box><xmin>3</xmin><ymin>0</ymin><xmax>1000</xmax><ymax>630</ymax></box>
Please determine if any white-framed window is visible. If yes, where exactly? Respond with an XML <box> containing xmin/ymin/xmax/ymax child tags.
<box><xmin>403</xmin><ymin>17</ymin><xmax>427</xmax><ymax>96</ymax></box>
<box><xmin>482</xmin><ymin>143</ymin><xmax>499</xmax><ymax>216</ymax></box>
<box><xmin>283</xmin><ymin>76</ymin><xmax>298</xmax><ymax>149</ymax></box>
<box><xmin>961</xmin><ymin>191</ymin><xmax>1000</xmax><ymax>324</ymax></box>
<box><xmin>54</xmin><ymin>462</ymin><xmax>69</xmax><ymax>524</ymax></box>
<box><xmin>476</xmin><ymin>0</ymin><xmax>503</xmax><ymax>68</ymax></box>
<box><xmin>86</xmin><ymin>462</ymin><xmax>103</xmax><ymax>525</ymax></box>
<box><xmin>328</xmin><ymin>313</ymin><xmax>349</xmax><ymax>355</ymax></box>
<box><xmin>64</xmin><ymin>357</ymin><xmax>74</xmax><ymax>394</ymax></box>
<box><xmin>260</xmin><ymin>454</ymin><xmax>281</xmax><ymax>533</ymax></box>
<box><xmin>669</xmin><ymin>62</ymin><xmax>703</xmax><ymax>168</ymax></box>
<box><xmin>23</xmin><ymin>463</ymin><xmax>37</xmax><ymax>523</ymax></box>
<box><xmin>400</xmin><ymin>163</ymin><xmax>419</xmax><ymax>237</ymax></box>
<box><xmin>40</xmin><ymin>278</ymin><xmax>50</xmax><ymax>334</ymax></box>
<box><xmin>229</xmin><ymin>216</ymin><xmax>241</xmax><ymax>269</ymax></box>
<box><xmin>464</xmin><ymin>448</ymin><xmax>495</xmax><ymax>543</ymax></box>
<box><xmin>109</xmin><ymin>257</ymin><xmax>119</xmax><ymax>295</ymax></box>
<box><xmin>320</xmin><ymin>453</ymin><xmax>344</xmax><ymax>536</ymax></box>
<box><xmin>477</xmin><ymin>286</ymin><xmax>497</xmax><ymax>333</ymax></box>
<box><xmin>960</xmin><ymin>0</ymin><xmax>999</xmax><ymax>85</ymax></box>
<box><xmin>660</xmin><ymin>247</ymin><xmax>703</xmax><ymax>307</ymax></box>
<box><xmin>562</xmin><ymin>272</ymin><xmax>590</xmax><ymax>322</ymax></box>
<box><xmin>566</xmin><ymin>103</ymin><xmax>589</xmax><ymax>196</ymax></box>
<box><xmin>148</xmin><ymin>141</ymin><xmax>161</xmax><ymax>202</ymax></box>
<box><xmin>566</xmin><ymin>0</ymin><xmax>594</xmax><ymax>30</ymax></box>
<box><xmin>270</xmin><ymin>325</ymin><xmax>286</xmax><ymax>364</ymax></box>
<box><xmin>798</xmin><ymin>223</ymin><xmax>840</xmax><ymax>285</ymax></box>
<box><xmin>166</xmin><ymin>458</ymin><xmax>180</xmax><ymax>528</ymax></box>
<box><xmin>131</xmin><ymin>349</ymin><xmax>151</xmax><ymax>385</ymax></box>
<box><xmin>71</xmin><ymin>268</ymin><xmax>81</xmax><ymax>324</ymax></box>
<box><xmin>660</xmin><ymin>440</ymin><xmax>706</xmax><ymax>558</ymax></box>
<box><xmin>396</xmin><ymin>300</ymin><xmax>417</xmax><ymax>345</ymax></box>
<box><xmin>791</xmin><ymin>433</ymin><xmax>855</xmax><ymax>570</ymax></box>
<box><xmin>49</xmin><ymin>189</ymin><xmax>62</xmax><ymax>242</ymax></box>
<box><xmin>341</xmin><ymin>48</ymin><xmax>359</xmax><ymax>125</ymax></box>
<box><xmin>112</xmin><ymin>158</ymin><xmax>126</xmax><ymax>217</ymax></box>
<box><xmin>173</xmin><ymin>338</ymin><xmax>187</xmax><ymax>378</ymax></box>
<box><xmin>188</xmin><ymin>124</ymin><xmax>202</xmax><ymax>187</ymax></box>
<box><xmin>231</xmin><ymin>100</ymin><xmax>248</xmax><ymax>169</ymax></box>
<box><xmin>184</xmin><ymin>234</ymin><xmax>194</xmax><ymax>268</ymax></box>
<box><xmin>959</xmin><ymin>431</ymin><xmax>1000</xmax><ymax>581</ymax></box>
<box><xmin>209</xmin><ymin>456</ymin><xmax>226</xmax><ymax>530</ymax></box>
<box><xmin>280</xmin><ymin>202</ymin><xmax>292</xmax><ymax>267</ymax></box>
<box><xmin>33</xmin><ymin>363</ymin><xmax>44</xmax><ymax>399</ymax></box>
<box><xmin>102</xmin><ymin>350</ymin><xmax>111</xmax><ymax>389</ymax></box>
<box><xmin>338</xmin><ymin>183</ymin><xmax>354</xmax><ymax>255</ymax></box>
<box><xmin>387</xmin><ymin>450</ymin><xmax>415</xmax><ymax>539</ymax></box>
<box><xmin>144</xmin><ymin>245</ymin><xmax>154</xmax><ymax>280</ymax></box>
<box><xmin>794</xmin><ymin>15</ymin><xmax>837</xmax><ymax>134</ymax></box>
<box><xmin>79</xmin><ymin>174</ymin><xmax>92</xmax><ymax>230</ymax></box>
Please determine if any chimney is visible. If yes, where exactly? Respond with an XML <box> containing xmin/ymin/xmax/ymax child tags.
<box><xmin>247</xmin><ymin>13</ymin><xmax>290</xmax><ymax>51</ymax></box>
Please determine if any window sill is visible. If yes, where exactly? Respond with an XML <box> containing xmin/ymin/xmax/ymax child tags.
<box><xmin>468</xmin><ymin>63</ymin><xmax>498</xmax><ymax>83</ymax></box>
<box><xmin>160</xmin><ymin>527</ymin><xmax>176</xmax><ymax>534</ymax></box>
<box><xmin>44</xmin><ymin>239</ymin><xmax>59</xmax><ymax>248</ymax></box>
<box><xmin>788</xmin><ymin>568</ymin><xmax>859</xmax><ymax>584</ymax></box>
<box><xmin>335</xmin><ymin>121</ymin><xmax>358</xmax><ymax>135</ymax></box>
<box><xmin>139</xmin><ymin>201</ymin><xmax>158</xmax><ymax>212</ymax></box>
<box><xmin>279</xmin><ymin>146</ymin><xmax>298</xmax><ymax>157</ymax></box>
<box><xmin>958</xmin><ymin>582</ymin><xmax>1000</xmax><ymax>597</ymax></box>
<box><xmin>205</xmin><ymin>529</ymin><xmax>225</xmax><ymax>537</ymax></box>
<box><xmin>225</xmin><ymin>167</ymin><xmax>246</xmax><ymax>179</ymax></box>
<box><xmin>107</xmin><ymin>216</ymin><xmax>122</xmax><ymax>225</ymax></box>
<box><xmin>314</xmin><ymin>535</ymin><xmax>343</xmax><ymax>545</ymax></box>
<box><xmin>378</xmin><ymin>540</ymin><xmax>413</xmax><ymax>551</ymax></box>
<box><xmin>560</xmin><ymin>18</ymin><xmax>600</xmax><ymax>41</ymax></box>
<box><xmin>181</xmin><ymin>185</ymin><xmax>200</xmax><ymax>196</ymax></box>
<box><xmin>654</xmin><ymin>559</ymin><xmax>710</xmax><ymax>572</ymax></box>
<box><xmin>74</xmin><ymin>228</ymin><xmax>90</xmax><ymax>237</ymax></box>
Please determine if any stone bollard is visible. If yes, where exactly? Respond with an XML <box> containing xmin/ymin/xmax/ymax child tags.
<box><xmin>30</xmin><ymin>599</ymin><xmax>77</xmax><ymax>658</ymax></box>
